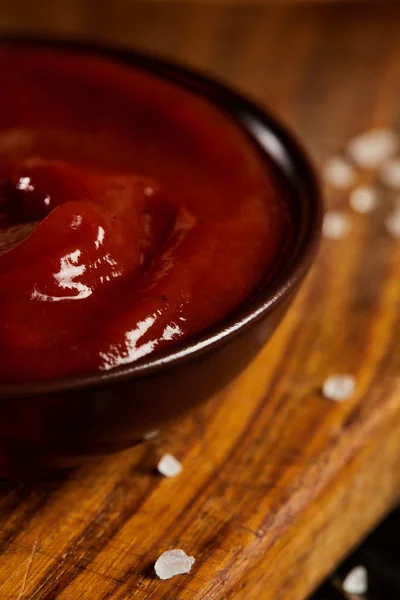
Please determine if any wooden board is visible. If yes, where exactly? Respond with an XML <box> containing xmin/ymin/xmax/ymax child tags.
<box><xmin>0</xmin><ymin>2</ymin><xmax>400</xmax><ymax>599</ymax></box>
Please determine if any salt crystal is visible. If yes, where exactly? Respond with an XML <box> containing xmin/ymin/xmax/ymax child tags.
<box><xmin>154</xmin><ymin>549</ymin><xmax>195</xmax><ymax>580</ymax></box>
<box><xmin>342</xmin><ymin>565</ymin><xmax>368</xmax><ymax>595</ymax></box>
<box><xmin>347</xmin><ymin>128</ymin><xmax>398</xmax><ymax>168</ymax></box>
<box><xmin>322</xmin><ymin>211</ymin><xmax>350</xmax><ymax>240</ymax></box>
<box><xmin>322</xmin><ymin>374</ymin><xmax>355</xmax><ymax>402</ymax></box>
<box><xmin>323</xmin><ymin>157</ymin><xmax>355</xmax><ymax>189</ymax></box>
<box><xmin>157</xmin><ymin>453</ymin><xmax>182</xmax><ymax>477</ymax></box>
<box><xmin>349</xmin><ymin>186</ymin><xmax>378</xmax><ymax>214</ymax></box>
<box><xmin>385</xmin><ymin>207</ymin><xmax>400</xmax><ymax>239</ymax></box>
<box><xmin>143</xmin><ymin>429</ymin><xmax>159</xmax><ymax>440</ymax></box>
<box><xmin>379</xmin><ymin>157</ymin><xmax>400</xmax><ymax>189</ymax></box>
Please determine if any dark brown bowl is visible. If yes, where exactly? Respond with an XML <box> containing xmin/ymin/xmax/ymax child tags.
<box><xmin>0</xmin><ymin>38</ymin><xmax>322</xmax><ymax>474</ymax></box>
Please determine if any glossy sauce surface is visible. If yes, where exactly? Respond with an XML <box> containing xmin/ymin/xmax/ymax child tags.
<box><xmin>0</xmin><ymin>48</ymin><xmax>292</xmax><ymax>383</ymax></box>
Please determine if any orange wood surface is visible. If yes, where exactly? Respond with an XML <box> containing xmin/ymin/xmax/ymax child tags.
<box><xmin>0</xmin><ymin>2</ymin><xmax>399</xmax><ymax>599</ymax></box>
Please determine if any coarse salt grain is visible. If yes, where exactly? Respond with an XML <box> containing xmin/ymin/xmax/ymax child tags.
<box><xmin>347</xmin><ymin>128</ymin><xmax>398</xmax><ymax>168</ymax></box>
<box><xmin>157</xmin><ymin>453</ymin><xmax>183</xmax><ymax>477</ymax></box>
<box><xmin>322</xmin><ymin>374</ymin><xmax>356</xmax><ymax>402</ymax></box>
<box><xmin>379</xmin><ymin>157</ymin><xmax>400</xmax><ymax>189</ymax></box>
<box><xmin>143</xmin><ymin>429</ymin><xmax>160</xmax><ymax>440</ymax></box>
<box><xmin>323</xmin><ymin>157</ymin><xmax>355</xmax><ymax>189</ymax></box>
<box><xmin>154</xmin><ymin>549</ymin><xmax>195</xmax><ymax>580</ymax></box>
<box><xmin>342</xmin><ymin>565</ymin><xmax>368</xmax><ymax>595</ymax></box>
<box><xmin>349</xmin><ymin>186</ymin><xmax>378</xmax><ymax>214</ymax></box>
<box><xmin>322</xmin><ymin>211</ymin><xmax>350</xmax><ymax>240</ymax></box>
<box><xmin>385</xmin><ymin>207</ymin><xmax>400</xmax><ymax>239</ymax></box>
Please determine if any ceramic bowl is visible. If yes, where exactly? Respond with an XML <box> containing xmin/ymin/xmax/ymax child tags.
<box><xmin>0</xmin><ymin>38</ymin><xmax>322</xmax><ymax>473</ymax></box>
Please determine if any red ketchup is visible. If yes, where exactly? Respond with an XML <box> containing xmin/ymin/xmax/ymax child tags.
<box><xmin>0</xmin><ymin>48</ymin><xmax>292</xmax><ymax>383</ymax></box>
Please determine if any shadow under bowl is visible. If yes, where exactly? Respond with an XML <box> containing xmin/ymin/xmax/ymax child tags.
<box><xmin>0</xmin><ymin>38</ymin><xmax>323</xmax><ymax>474</ymax></box>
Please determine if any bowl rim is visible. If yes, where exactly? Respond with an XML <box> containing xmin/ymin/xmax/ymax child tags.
<box><xmin>0</xmin><ymin>36</ymin><xmax>323</xmax><ymax>399</ymax></box>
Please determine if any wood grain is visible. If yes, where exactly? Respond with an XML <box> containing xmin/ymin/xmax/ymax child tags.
<box><xmin>0</xmin><ymin>2</ymin><xmax>399</xmax><ymax>599</ymax></box>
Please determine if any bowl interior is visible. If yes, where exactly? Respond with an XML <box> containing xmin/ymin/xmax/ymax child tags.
<box><xmin>0</xmin><ymin>38</ymin><xmax>323</xmax><ymax>399</ymax></box>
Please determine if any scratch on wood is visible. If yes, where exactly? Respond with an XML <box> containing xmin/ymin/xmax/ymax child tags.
<box><xmin>29</xmin><ymin>570</ymin><xmax>56</xmax><ymax>600</ymax></box>
<box><xmin>17</xmin><ymin>537</ymin><xmax>38</xmax><ymax>600</ymax></box>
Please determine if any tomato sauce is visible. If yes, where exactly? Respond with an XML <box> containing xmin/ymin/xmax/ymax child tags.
<box><xmin>0</xmin><ymin>48</ymin><xmax>292</xmax><ymax>383</ymax></box>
